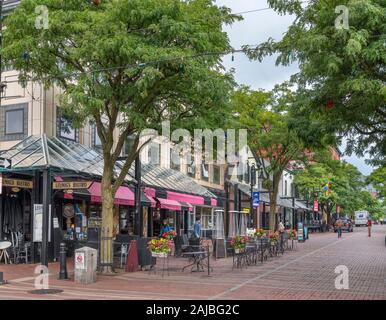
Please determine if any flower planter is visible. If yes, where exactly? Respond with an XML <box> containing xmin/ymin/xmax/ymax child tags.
<box><xmin>151</xmin><ymin>252</ymin><xmax>168</xmax><ymax>258</ymax></box>
<box><xmin>234</xmin><ymin>248</ymin><xmax>245</xmax><ymax>254</ymax></box>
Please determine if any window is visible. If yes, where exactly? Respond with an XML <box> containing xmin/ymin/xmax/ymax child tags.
<box><xmin>147</xmin><ymin>142</ymin><xmax>161</xmax><ymax>165</ymax></box>
<box><xmin>93</xmin><ymin>125</ymin><xmax>102</xmax><ymax>147</ymax></box>
<box><xmin>187</xmin><ymin>155</ymin><xmax>196</xmax><ymax>178</ymax></box>
<box><xmin>213</xmin><ymin>165</ymin><xmax>221</xmax><ymax>185</ymax></box>
<box><xmin>285</xmin><ymin>181</ymin><xmax>288</xmax><ymax>196</ymax></box>
<box><xmin>201</xmin><ymin>163</ymin><xmax>209</xmax><ymax>181</ymax></box>
<box><xmin>57</xmin><ymin>109</ymin><xmax>77</xmax><ymax>141</ymax></box>
<box><xmin>5</xmin><ymin>109</ymin><xmax>24</xmax><ymax>134</ymax></box>
<box><xmin>170</xmin><ymin>148</ymin><xmax>180</xmax><ymax>171</ymax></box>
<box><xmin>0</xmin><ymin>103</ymin><xmax>28</xmax><ymax>141</ymax></box>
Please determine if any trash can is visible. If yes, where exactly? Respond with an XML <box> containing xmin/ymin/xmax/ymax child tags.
<box><xmin>74</xmin><ymin>247</ymin><xmax>97</xmax><ymax>284</ymax></box>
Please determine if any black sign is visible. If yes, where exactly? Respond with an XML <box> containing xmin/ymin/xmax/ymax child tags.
<box><xmin>0</xmin><ymin>157</ymin><xmax>11</xmax><ymax>169</ymax></box>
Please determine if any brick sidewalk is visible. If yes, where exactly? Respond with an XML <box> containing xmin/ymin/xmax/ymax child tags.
<box><xmin>0</xmin><ymin>225</ymin><xmax>385</xmax><ymax>300</ymax></box>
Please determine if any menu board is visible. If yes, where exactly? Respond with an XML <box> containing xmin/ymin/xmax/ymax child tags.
<box><xmin>33</xmin><ymin>204</ymin><xmax>43</xmax><ymax>242</ymax></box>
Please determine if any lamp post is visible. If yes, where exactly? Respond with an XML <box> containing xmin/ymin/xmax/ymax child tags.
<box><xmin>249</xmin><ymin>163</ymin><xmax>256</xmax><ymax>228</ymax></box>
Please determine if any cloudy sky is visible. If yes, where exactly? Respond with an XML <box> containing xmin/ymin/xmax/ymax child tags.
<box><xmin>216</xmin><ymin>0</ymin><xmax>374</xmax><ymax>176</ymax></box>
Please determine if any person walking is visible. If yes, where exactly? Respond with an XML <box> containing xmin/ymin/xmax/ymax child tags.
<box><xmin>193</xmin><ymin>217</ymin><xmax>201</xmax><ymax>239</ymax></box>
<box><xmin>335</xmin><ymin>219</ymin><xmax>343</xmax><ymax>238</ymax></box>
<box><xmin>367</xmin><ymin>218</ymin><xmax>372</xmax><ymax>237</ymax></box>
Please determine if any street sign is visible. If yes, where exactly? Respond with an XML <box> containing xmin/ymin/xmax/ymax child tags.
<box><xmin>253</xmin><ymin>192</ymin><xmax>260</xmax><ymax>208</ymax></box>
<box><xmin>0</xmin><ymin>157</ymin><xmax>11</xmax><ymax>169</ymax></box>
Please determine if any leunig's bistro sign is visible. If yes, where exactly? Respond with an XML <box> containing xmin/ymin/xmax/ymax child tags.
<box><xmin>2</xmin><ymin>178</ymin><xmax>33</xmax><ymax>189</ymax></box>
<box><xmin>53</xmin><ymin>181</ymin><xmax>92</xmax><ymax>190</ymax></box>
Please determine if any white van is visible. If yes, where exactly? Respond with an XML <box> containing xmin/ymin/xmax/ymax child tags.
<box><xmin>354</xmin><ymin>211</ymin><xmax>369</xmax><ymax>227</ymax></box>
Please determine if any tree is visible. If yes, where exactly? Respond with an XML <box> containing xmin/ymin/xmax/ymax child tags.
<box><xmin>366</xmin><ymin>166</ymin><xmax>386</xmax><ymax>199</ymax></box>
<box><xmin>294</xmin><ymin>160</ymin><xmax>365</xmax><ymax>223</ymax></box>
<box><xmin>3</xmin><ymin>0</ymin><xmax>239</xmax><ymax>272</ymax></box>
<box><xmin>231</xmin><ymin>86</ymin><xmax>316</xmax><ymax>231</ymax></box>
<box><xmin>244</xmin><ymin>0</ymin><xmax>386</xmax><ymax>165</ymax></box>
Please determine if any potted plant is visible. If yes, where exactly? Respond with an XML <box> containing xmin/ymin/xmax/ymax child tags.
<box><xmin>268</xmin><ymin>231</ymin><xmax>280</xmax><ymax>245</ymax></box>
<box><xmin>254</xmin><ymin>228</ymin><xmax>267</xmax><ymax>239</ymax></box>
<box><xmin>147</xmin><ymin>238</ymin><xmax>173</xmax><ymax>258</ymax></box>
<box><xmin>288</xmin><ymin>229</ymin><xmax>297</xmax><ymax>240</ymax></box>
<box><xmin>230</xmin><ymin>235</ymin><xmax>249</xmax><ymax>253</ymax></box>
<box><xmin>160</xmin><ymin>230</ymin><xmax>177</xmax><ymax>240</ymax></box>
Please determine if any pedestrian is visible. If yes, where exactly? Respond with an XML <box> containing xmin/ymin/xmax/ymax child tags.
<box><xmin>193</xmin><ymin>217</ymin><xmax>201</xmax><ymax>239</ymax></box>
<box><xmin>335</xmin><ymin>219</ymin><xmax>343</xmax><ymax>238</ymax></box>
<box><xmin>159</xmin><ymin>219</ymin><xmax>173</xmax><ymax>237</ymax></box>
<box><xmin>367</xmin><ymin>218</ymin><xmax>372</xmax><ymax>237</ymax></box>
<box><xmin>278</xmin><ymin>220</ymin><xmax>285</xmax><ymax>233</ymax></box>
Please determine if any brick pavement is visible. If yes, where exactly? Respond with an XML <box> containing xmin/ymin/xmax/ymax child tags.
<box><xmin>0</xmin><ymin>225</ymin><xmax>385</xmax><ymax>300</ymax></box>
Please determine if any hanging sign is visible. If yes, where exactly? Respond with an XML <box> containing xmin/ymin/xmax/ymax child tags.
<box><xmin>242</xmin><ymin>208</ymin><xmax>250</xmax><ymax>214</ymax></box>
<box><xmin>252</xmin><ymin>192</ymin><xmax>260</xmax><ymax>208</ymax></box>
<box><xmin>53</xmin><ymin>181</ymin><xmax>92</xmax><ymax>190</ymax></box>
<box><xmin>2</xmin><ymin>178</ymin><xmax>33</xmax><ymax>189</ymax></box>
<box><xmin>313</xmin><ymin>200</ymin><xmax>319</xmax><ymax>212</ymax></box>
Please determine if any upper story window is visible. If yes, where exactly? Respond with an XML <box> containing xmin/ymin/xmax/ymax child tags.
<box><xmin>201</xmin><ymin>163</ymin><xmax>209</xmax><ymax>181</ymax></box>
<box><xmin>0</xmin><ymin>103</ymin><xmax>28</xmax><ymax>141</ymax></box>
<box><xmin>5</xmin><ymin>109</ymin><xmax>24</xmax><ymax>134</ymax></box>
<box><xmin>213</xmin><ymin>165</ymin><xmax>221</xmax><ymax>185</ymax></box>
<box><xmin>187</xmin><ymin>155</ymin><xmax>196</xmax><ymax>178</ymax></box>
<box><xmin>170</xmin><ymin>148</ymin><xmax>180</xmax><ymax>171</ymax></box>
<box><xmin>285</xmin><ymin>180</ymin><xmax>288</xmax><ymax>196</ymax></box>
<box><xmin>57</xmin><ymin>108</ymin><xmax>78</xmax><ymax>142</ymax></box>
<box><xmin>92</xmin><ymin>124</ymin><xmax>102</xmax><ymax>147</ymax></box>
<box><xmin>146</xmin><ymin>142</ymin><xmax>161</xmax><ymax>165</ymax></box>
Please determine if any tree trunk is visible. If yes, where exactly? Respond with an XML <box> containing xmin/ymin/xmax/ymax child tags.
<box><xmin>100</xmin><ymin>159</ymin><xmax>115</xmax><ymax>274</ymax></box>
<box><xmin>268</xmin><ymin>173</ymin><xmax>281</xmax><ymax>232</ymax></box>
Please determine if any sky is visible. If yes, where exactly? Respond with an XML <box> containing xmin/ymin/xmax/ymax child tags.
<box><xmin>216</xmin><ymin>0</ymin><xmax>374</xmax><ymax>176</ymax></box>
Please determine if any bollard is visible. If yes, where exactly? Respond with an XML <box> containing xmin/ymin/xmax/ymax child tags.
<box><xmin>0</xmin><ymin>272</ymin><xmax>7</xmax><ymax>285</ymax></box>
<box><xmin>59</xmin><ymin>243</ymin><xmax>68</xmax><ymax>280</ymax></box>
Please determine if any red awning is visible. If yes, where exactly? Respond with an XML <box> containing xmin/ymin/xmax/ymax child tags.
<box><xmin>166</xmin><ymin>191</ymin><xmax>204</xmax><ymax>205</ymax></box>
<box><xmin>157</xmin><ymin>198</ymin><xmax>182</xmax><ymax>211</ymax></box>
<box><xmin>89</xmin><ymin>182</ymin><xmax>135</xmax><ymax>206</ymax></box>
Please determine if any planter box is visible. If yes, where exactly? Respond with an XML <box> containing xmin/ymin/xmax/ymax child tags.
<box><xmin>151</xmin><ymin>252</ymin><xmax>168</xmax><ymax>258</ymax></box>
<box><xmin>234</xmin><ymin>248</ymin><xmax>245</xmax><ymax>254</ymax></box>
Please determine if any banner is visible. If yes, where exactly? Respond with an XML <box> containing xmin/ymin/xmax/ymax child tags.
<box><xmin>252</xmin><ymin>192</ymin><xmax>260</xmax><ymax>208</ymax></box>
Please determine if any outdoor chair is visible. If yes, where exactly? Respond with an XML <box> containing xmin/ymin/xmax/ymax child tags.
<box><xmin>10</xmin><ymin>232</ymin><xmax>30</xmax><ymax>264</ymax></box>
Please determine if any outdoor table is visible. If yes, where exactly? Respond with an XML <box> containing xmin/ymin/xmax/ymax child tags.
<box><xmin>182</xmin><ymin>248</ymin><xmax>212</xmax><ymax>275</ymax></box>
<box><xmin>0</xmin><ymin>241</ymin><xmax>12</xmax><ymax>264</ymax></box>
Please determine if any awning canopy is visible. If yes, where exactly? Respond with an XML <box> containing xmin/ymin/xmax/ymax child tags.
<box><xmin>295</xmin><ymin>200</ymin><xmax>311</xmax><ymax>211</ymax></box>
<box><xmin>89</xmin><ymin>182</ymin><xmax>135</xmax><ymax>206</ymax></box>
<box><xmin>157</xmin><ymin>198</ymin><xmax>182</xmax><ymax>211</ymax></box>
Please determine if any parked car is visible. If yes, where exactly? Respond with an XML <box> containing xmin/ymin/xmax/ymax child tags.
<box><xmin>334</xmin><ymin>219</ymin><xmax>354</xmax><ymax>233</ymax></box>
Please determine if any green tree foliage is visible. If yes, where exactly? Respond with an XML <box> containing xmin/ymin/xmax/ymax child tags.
<box><xmin>244</xmin><ymin>0</ymin><xmax>386</xmax><ymax>165</ymax></box>
<box><xmin>366</xmin><ymin>166</ymin><xmax>386</xmax><ymax>198</ymax></box>
<box><xmin>231</xmin><ymin>86</ymin><xmax>318</xmax><ymax>231</ymax></box>
<box><xmin>294</xmin><ymin>159</ymin><xmax>371</xmax><ymax>223</ymax></box>
<box><xmin>2</xmin><ymin>0</ymin><xmax>240</xmax><ymax>271</ymax></box>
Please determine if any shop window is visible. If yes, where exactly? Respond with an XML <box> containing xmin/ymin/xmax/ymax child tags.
<box><xmin>213</xmin><ymin>165</ymin><xmax>221</xmax><ymax>185</ymax></box>
<box><xmin>195</xmin><ymin>206</ymin><xmax>214</xmax><ymax>239</ymax></box>
<box><xmin>57</xmin><ymin>108</ymin><xmax>78</xmax><ymax>142</ymax></box>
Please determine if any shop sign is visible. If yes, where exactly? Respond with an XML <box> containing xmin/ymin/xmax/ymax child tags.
<box><xmin>2</xmin><ymin>178</ymin><xmax>33</xmax><ymax>189</ymax></box>
<box><xmin>242</xmin><ymin>208</ymin><xmax>250</xmax><ymax>214</ymax></box>
<box><xmin>313</xmin><ymin>200</ymin><xmax>319</xmax><ymax>212</ymax></box>
<box><xmin>53</xmin><ymin>181</ymin><xmax>92</xmax><ymax>190</ymax></box>
<box><xmin>75</xmin><ymin>252</ymin><xmax>85</xmax><ymax>270</ymax></box>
